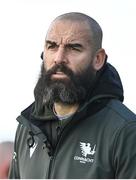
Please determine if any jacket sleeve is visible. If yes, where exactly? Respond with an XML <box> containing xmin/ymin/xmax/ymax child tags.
<box><xmin>113</xmin><ymin>121</ymin><xmax>136</xmax><ymax>178</ymax></box>
<box><xmin>8</xmin><ymin>124</ymin><xmax>21</xmax><ymax>179</ymax></box>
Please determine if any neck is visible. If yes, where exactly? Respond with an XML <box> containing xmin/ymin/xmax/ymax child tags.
<box><xmin>54</xmin><ymin>102</ymin><xmax>79</xmax><ymax>116</ymax></box>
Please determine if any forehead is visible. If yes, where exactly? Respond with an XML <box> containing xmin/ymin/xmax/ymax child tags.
<box><xmin>46</xmin><ymin>20</ymin><xmax>92</xmax><ymax>43</ymax></box>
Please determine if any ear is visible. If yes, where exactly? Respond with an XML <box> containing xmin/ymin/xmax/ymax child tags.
<box><xmin>41</xmin><ymin>52</ymin><xmax>43</xmax><ymax>60</ymax></box>
<box><xmin>92</xmin><ymin>48</ymin><xmax>106</xmax><ymax>71</ymax></box>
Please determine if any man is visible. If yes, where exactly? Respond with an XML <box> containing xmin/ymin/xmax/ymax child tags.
<box><xmin>0</xmin><ymin>141</ymin><xmax>13</xmax><ymax>179</ymax></box>
<box><xmin>9</xmin><ymin>12</ymin><xmax>136</xmax><ymax>178</ymax></box>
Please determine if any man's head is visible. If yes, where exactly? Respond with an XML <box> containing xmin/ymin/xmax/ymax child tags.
<box><xmin>34</xmin><ymin>12</ymin><xmax>106</xmax><ymax>114</ymax></box>
<box><xmin>0</xmin><ymin>141</ymin><xmax>14</xmax><ymax>179</ymax></box>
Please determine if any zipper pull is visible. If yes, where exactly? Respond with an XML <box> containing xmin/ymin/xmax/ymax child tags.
<box><xmin>27</xmin><ymin>131</ymin><xmax>35</xmax><ymax>148</ymax></box>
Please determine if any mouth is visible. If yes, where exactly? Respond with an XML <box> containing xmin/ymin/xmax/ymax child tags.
<box><xmin>51</xmin><ymin>71</ymin><xmax>69</xmax><ymax>79</ymax></box>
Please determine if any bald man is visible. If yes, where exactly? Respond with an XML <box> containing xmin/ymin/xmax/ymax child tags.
<box><xmin>0</xmin><ymin>141</ymin><xmax>13</xmax><ymax>179</ymax></box>
<box><xmin>9</xmin><ymin>12</ymin><xmax>136</xmax><ymax>178</ymax></box>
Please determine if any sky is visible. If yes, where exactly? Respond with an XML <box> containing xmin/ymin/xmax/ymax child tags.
<box><xmin>0</xmin><ymin>0</ymin><xmax>136</xmax><ymax>142</ymax></box>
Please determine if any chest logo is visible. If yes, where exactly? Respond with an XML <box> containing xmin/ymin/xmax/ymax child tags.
<box><xmin>80</xmin><ymin>142</ymin><xmax>96</xmax><ymax>157</ymax></box>
<box><xmin>74</xmin><ymin>142</ymin><xmax>96</xmax><ymax>164</ymax></box>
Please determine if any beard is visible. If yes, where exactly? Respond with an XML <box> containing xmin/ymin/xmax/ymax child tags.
<box><xmin>34</xmin><ymin>62</ymin><xmax>96</xmax><ymax>115</ymax></box>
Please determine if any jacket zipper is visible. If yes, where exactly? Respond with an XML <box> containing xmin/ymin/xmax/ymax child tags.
<box><xmin>46</xmin><ymin>118</ymin><xmax>76</xmax><ymax>178</ymax></box>
<box><xmin>46</xmin><ymin>121</ymin><xmax>60</xmax><ymax>178</ymax></box>
<box><xmin>46</xmin><ymin>155</ymin><xmax>54</xmax><ymax>179</ymax></box>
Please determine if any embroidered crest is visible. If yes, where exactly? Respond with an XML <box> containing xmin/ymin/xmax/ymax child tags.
<box><xmin>74</xmin><ymin>142</ymin><xmax>96</xmax><ymax>164</ymax></box>
<box><xmin>80</xmin><ymin>142</ymin><xmax>96</xmax><ymax>157</ymax></box>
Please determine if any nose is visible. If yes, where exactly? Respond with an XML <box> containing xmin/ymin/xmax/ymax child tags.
<box><xmin>54</xmin><ymin>47</ymin><xmax>67</xmax><ymax>64</ymax></box>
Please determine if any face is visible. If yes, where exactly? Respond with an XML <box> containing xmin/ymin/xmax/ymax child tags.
<box><xmin>34</xmin><ymin>20</ymin><xmax>98</xmax><ymax>114</ymax></box>
<box><xmin>44</xmin><ymin>20</ymin><xmax>96</xmax><ymax>77</ymax></box>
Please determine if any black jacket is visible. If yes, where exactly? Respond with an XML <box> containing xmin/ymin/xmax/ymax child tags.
<box><xmin>9</xmin><ymin>63</ymin><xmax>136</xmax><ymax>179</ymax></box>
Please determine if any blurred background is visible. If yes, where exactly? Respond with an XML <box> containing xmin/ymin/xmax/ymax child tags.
<box><xmin>0</xmin><ymin>0</ymin><xmax>136</xmax><ymax>142</ymax></box>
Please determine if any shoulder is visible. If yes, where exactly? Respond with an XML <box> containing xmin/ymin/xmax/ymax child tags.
<box><xmin>15</xmin><ymin>123</ymin><xmax>30</xmax><ymax>147</ymax></box>
<box><xmin>95</xmin><ymin>99</ymin><xmax>136</xmax><ymax>139</ymax></box>
<box><xmin>106</xmin><ymin>99</ymin><xmax>136</xmax><ymax>122</ymax></box>
<box><xmin>105</xmin><ymin>100</ymin><xmax>136</xmax><ymax>151</ymax></box>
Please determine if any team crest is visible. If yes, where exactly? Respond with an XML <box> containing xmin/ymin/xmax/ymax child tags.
<box><xmin>74</xmin><ymin>142</ymin><xmax>96</xmax><ymax>164</ymax></box>
<box><xmin>80</xmin><ymin>142</ymin><xmax>96</xmax><ymax>157</ymax></box>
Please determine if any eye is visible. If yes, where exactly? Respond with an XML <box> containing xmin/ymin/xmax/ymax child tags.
<box><xmin>47</xmin><ymin>44</ymin><xmax>57</xmax><ymax>49</ymax></box>
<box><xmin>70</xmin><ymin>46</ymin><xmax>81</xmax><ymax>51</ymax></box>
<box><xmin>46</xmin><ymin>41</ymin><xmax>58</xmax><ymax>50</ymax></box>
<box><xmin>67</xmin><ymin>44</ymin><xmax>82</xmax><ymax>52</ymax></box>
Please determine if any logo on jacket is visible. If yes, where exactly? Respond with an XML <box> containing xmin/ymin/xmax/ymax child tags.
<box><xmin>80</xmin><ymin>142</ymin><xmax>96</xmax><ymax>157</ymax></box>
<box><xmin>74</xmin><ymin>142</ymin><xmax>96</xmax><ymax>164</ymax></box>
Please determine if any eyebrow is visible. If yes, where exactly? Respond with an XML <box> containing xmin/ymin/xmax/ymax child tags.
<box><xmin>66</xmin><ymin>43</ymin><xmax>83</xmax><ymax>48</ymax></box>
<box><xmin>45</xmin><ymin>40</ymin><xmax>57</xmax><ymax>45</ymax></box>
<box><xmin>45</xmin><ymin>40</ymin><xmax>83</xmax><ymax>49</ymax></box>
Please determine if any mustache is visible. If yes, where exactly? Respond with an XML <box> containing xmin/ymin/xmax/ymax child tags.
<box><xmin>44</xmin><ymin>64</ymin><xmax>74</xmax><ymax>79</ymax></box>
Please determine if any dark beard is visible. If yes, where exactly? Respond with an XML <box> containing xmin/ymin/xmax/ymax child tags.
<box><xmin>34</xmin><ymin>62</ymin><xmax>96</xmax><ymax>115</ymax></box>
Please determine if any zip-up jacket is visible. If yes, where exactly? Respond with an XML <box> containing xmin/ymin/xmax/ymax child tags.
<box><xmin>9</xmin><ymin>63</ymin><xmax>136</xmax><ymax>179</ymax></box>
